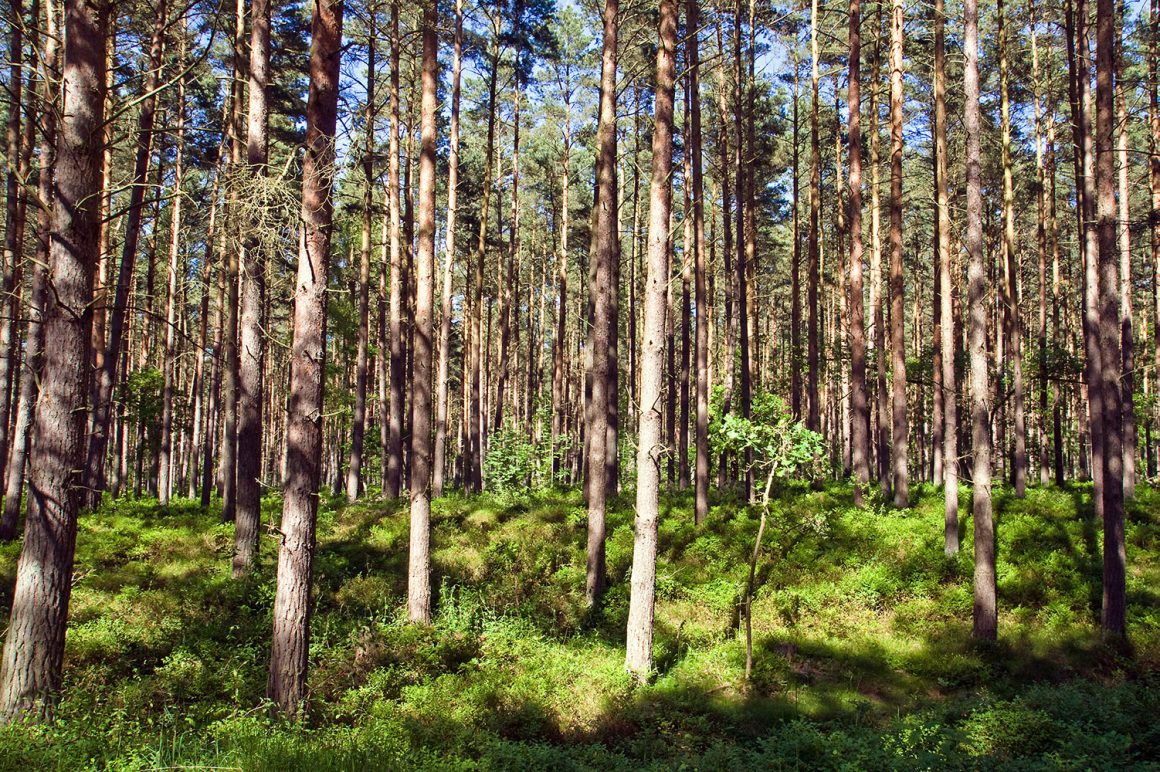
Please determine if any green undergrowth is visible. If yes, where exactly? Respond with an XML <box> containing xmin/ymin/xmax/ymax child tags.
<box><xmin>0</xmin><ymin>481</ymin><xmax>1157</xmax><ymax>769</ymax></box>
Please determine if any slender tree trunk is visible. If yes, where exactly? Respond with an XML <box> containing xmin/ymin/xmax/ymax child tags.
<box><xmin>159</xmin><ymin>31</ymin><xmax>188</xmax><ymax>505</ymax></box>
<box><xmin>346</xmin><ymin>23</ymin><xmax>376</xmax><ymax>501</ymax></box>
<box><xmin>386</xmin><ymin>3</ymin><xmax>406</xmax><ymax>498</ymax></box>
<box><xmin>0</xmin><ymin>0</ymin><xmax>25</xmax><ymax>489</ymax></box>
<box><xmin>1152</xmin><ymin>0</ymin><xmax>1160</xmax><ymax>476</ymax></box>
<box><xmin>869</xmin><ymin>11</ymin><xmax>889</xmax><ymax>496</ymax></box>
<box><xmin>84</xmin><ymin>0</ymin><xmax>168</xmax><ymax>508</ymax></box>
<box><xmin>887</xmin><ymin>0</ymin><xmax>908</xmax><ymax>506</ymax></box>
<box><xmin>433</xmin><ymin>0</ymin><xmax>462</xmax><ymax>497</ymax></box>
<box><xmin>848</xmin><ymin>0</ymin><xmax>870</xmax><ymax>505</ymax></box>
<box><xmin>587</xmin><ymin>0</ymin><xmax>619</xmax><ymax>607</ymax></box>
<box><xmin>494</xmin><ymin>79</ymin><xmax>522</xmax><ymax>432</ymax></box>
<box><xmin>965</xmin><ymin>0</ymin><xmax>995</xmax><ymax>640</ymax></box>
<box><xmin>625</xmin><ymin>0</ymin><xmax>676</xmax><ymax>678</ymax></box>
<box><xmin>234</xmin><ymin>0</ymin><xmax>271</xmax><ymax>571</ymax></box>
<box><xmin>1031</xmin><ymin>0</ymin><xmax>1050</xmax><ymax>487</ymax></box>
<box><xmin>690</xmin><ymin>0</ymin><xmax>709</xmax><ymax>523</ymax></box>
<box><xmin>791</xmin><ymin>60</ymin><xmax>802</xmax><ymax>422</ymax></box>
<box><xmin>552</xmin><ymin>102</ymin><xmax>572</xmax><ymax>481</ymax></box>
<box><xmin>408</xmin><ymin>2</ymin><xmax>436</xmax><ymax>624</ymax></box>
<box><xmin>217</xmin><ymin>0</ymin><xmax>246</xmax><ymax>520</ymax></box>
<box><xmin>1094</xmin><ymin>0</ymin><xmax>1126</xmax><ymax>639</ymax></box>
<box><xmin>0</xmin><ymin>0</ymin><xmax>105</xmax><ymax>720</ymax></box>
<box><xmin>1114</xmin><ymin>2</ymin><xmax>1135</xmax><ymax>499</ymax></box>
<box><xmin>267</xmin><ymin>0</ymin><xmax>343</xmax><ymax>716</ymax></box>
<box><xmin>934</xmin><ymin>0</ymin><xmax>958</xmax><ymax>551</ymax></box>
<box><xmin>0</xmin><ymin>0</ymin><xmax>55</xmax><ymax>541</ymax></box>
<box><xmin>468</xmin><ymin>29</ymin><xmax>500</xmax><ymax>493</ymax></box>
<box><xmin>998</xmin><ymin>0</ymin><xmax>1027</xmax><ymax>498</ymax></box>
<box><xmin>807</xmin><ymin>0</ymin><xmax>821</xmax><ymax>432</ymax></box>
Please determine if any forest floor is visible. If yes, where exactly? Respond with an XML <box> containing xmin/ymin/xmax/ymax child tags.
<box><xmin>0</xmin><ymin>481</ymin><xmax>1157</xmax><ymax>769</ymax></box>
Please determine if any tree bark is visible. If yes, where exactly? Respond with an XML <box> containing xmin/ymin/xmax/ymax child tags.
<box><xmin>385</xmin><ymin>2</ymin><xmax>405</xmax><ymax>498</ymax></box>
<box><xmin>84</xmin><ymin>0</ymin><xmax>168</xmax><ymax>508</ymax></box>
<box><xmin>408</xmin><ymin>1</ymin><xmax>436</xmax><ymax>624</ymax></box>
<box><xmin>625</xmin><ymin>0</ymin><xmax>676</xmax><ymax>679</ymax></box>
<box><xmin>0</xmin><ymin>0</ymin><xmax>105</xmax><ymax>720</ymax></box>
<box><xmin>886</xmin><ymin>0</ymin><xmax>908</xmax><ymax>507</ymax></box>
<box><xmin>1094</xmin><ymin>0</ymin><xmax>1126</xmax><ymax>639</ymax></box>
<box><xmin>234</xmin><ymin>0</ymin><xmax>271</xmax><ymax>572</ymax></box>
<box><xmin>158</xmin><ymin>30</ymin><xmax>188</xmax><ymax>505</ymax></box>
<box><xmin>689</xmin><ymin>0</ymin><xmax>709</xmax><ymax>523</ymax></box>
<box><xmin>267</xmin><ymin>0</ymin><xmax>343</xmax><ymax>716</ymax></box>
<box><xmin>848</xmin><ymin>0</ymin><xmax>870</xmax><ymax>505</ymax></box>
<box><xmin>433</xmin><ymin>0</ymin><xmax>462</xmax><ymax>497</ymax></box>
<box><xmin>807</xmin><ymin>0</ymin><xmax>821</xmax><ymax>432</ymax></box>
<box><xmin>346</xmin><ymin>20</ymin><xmax>375</xmax><ymax>501</ymax></box>
<box><xmin>965</xmin><ymin>0</ymin><xmax>995</xmax><ymax>640</ymax></box>
<box><xmin>934</xmin><ymin>0</ymin><xmax>957</xmax><ymax>552</ymax></box>
<box><xmin>587</xmin><ymin>0</ymin><xmax>618</xmax><ymax>607</ymax></box>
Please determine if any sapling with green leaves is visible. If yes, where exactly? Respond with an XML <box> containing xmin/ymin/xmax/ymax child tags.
<box><xmin>710</xmin><ymin>392</ymin><xmax>824</xmax><ymax>678</ymax></box>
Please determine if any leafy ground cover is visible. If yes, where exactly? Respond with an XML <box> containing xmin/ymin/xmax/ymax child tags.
<box><xmin>0</xmin><ymin>482</ymin><xmax>1156</xmax><ymax>769</ymax></box>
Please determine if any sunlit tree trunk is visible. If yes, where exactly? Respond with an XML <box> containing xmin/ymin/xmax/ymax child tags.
<box><xmin>386</xmin><ymin>3</ymin><xmax>405</xmax><ymax>498</ymax></box>
<box><xmin>887</xmin><ymin>0</ymin><xmax>908</xmax><ymax>507</ymax></box>
<box><xmin>1113</xmin><ymin>2</ymin><xmax>1135</xmax><ymax>499</ymax></box>
<box><xmin>408</xmin><ymin>1</ymin><xmax>437</xmax><ymax>624</ymax></box>
<box><xmin>0</xmin><ymin>0</ymin><xmax>106</xmax><ymax>720</ymax></box>
<box><xmin>626</xmin><ymin>0</ymin><xmax>676</xmax><ymax>678</ymax></box>
<box><xmin>965</xmin><ymin>0</ymin><xmax>995</xmax><ymax>640</ymax></box>
<box><xmin>433</xmin><ymin>0</ymin><xmax>462</xmax><ymax>497</ymax></box>
<box><xmin>807</xmin><ymin>0</ymin><xmax>821</xmax><ymax>432</ymax></box>
<box><xmin>690</xmin><ymin>0</ymin><xmax>709</xmax><ymax>523</ymax></box>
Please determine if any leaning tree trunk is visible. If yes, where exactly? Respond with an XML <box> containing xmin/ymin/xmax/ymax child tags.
<box><xmin>965</xmin><ymin>0</ymin><xmax>996</xmax><ymax>641</ymax></box>
<box><xmin>625</xmin><ymin>0</ymin><xmax>677</xmax><ymax>679</ymax></box>
<box><xmin>267</xmin><ymin>0</ymin><xmax>343</xmax><ymax>717</ymax></box>
<box><xmin>0</xmin><ymin>0</ymin><xmax>106</xmax><ymax>721</ymax></box>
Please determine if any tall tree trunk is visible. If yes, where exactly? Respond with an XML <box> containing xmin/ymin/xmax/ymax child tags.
<box><xmin>1114</xmin><ymin>2</ymin><xmax>1135</xmax><ymax>499</ymax></box>
<box><xmin>494</xmin><ymin>79</ymin><xmax>522</xmax><ymax>432</ymax></box>
<box><xmin>870</xmin><ymin>9</ymin><xmax>889</xmax><ymax>496</ymax></box>
<box><xmin>1031</xmin><ymin>0</ymin><xmax>1050</xmax><ymax>487</ymax></box>
<box><xmin>791</xmin><ymin>60</ymin><xmax>802</xmax><ymax>422</ymax></box>
<box><xmin>626</xmin><ymin>0</ymin><xmax>676</xmax><ymax>678</ymax></box>
<box><xmin>0</xmin><ymin>0</ymin><xmax>55</xmax><ymax>541</ymax></box>
<box><xmin>433</xmin><ymin>0</ymin><xmax>462</xmax><ymax>497</ymax></box>
<box><xmin>234</xmin><ymin>0</ymin><xmax>271</xmax><ymax>572</ymax></box>
<box><xmin>807</xmin><ymin>0</ymin><xmax>821</xmax><ymax>432</ymax></box>
<box><xmin>935</xmin><ymin>0</ymin><xmax>958</xmax><ymax>552</ymax></box>
<box><xmin>84</xmin><ymin>0</ymin><xmax>168</xmax><ymax>508</ymax></box>
<box><xmin>408</xmin><ymin>1</ymin><xmax>436</xmax><ymax>623</ymax></box>
<box><xmin>0</xmin><ymin>0</ymin><xmax>105</xmax><ymax>720</ymax></box>
<box><xmin>1152</xmin><ymin>0</ymin><xmax>1160</xmax><ymax>477</ymax></box>
<box><xmin>552</xmin><ymin>98</ymin><xmax>572</xmax><ymax>481</ymax></box>
<box><xmin>587</xmin><ymin>0</ymin><xmax>619</xmax><ymax>607</ymax></box>
<box><xmin>158</xmin><ymin>30</ymin><xmax>188</xmax><ymax>505</ymax></box>
<box><xmin>887</xmin><ymin>0</ymin><xmax>908</xmax><ymax>507</ymax></box>
<box><xmin>346</xmin><ymin>22</ymin><xmax>375</xmax><ymax>501</ymax></box>
<box><xmin>998</xmin><ymin>0</ymin><xmax>1027</xmax><ymax>497</ymax></box>
<box><xmin>218</xmin><ymin>0</ymin><xmax>246</xmax><ymax>520</ymax></box>
<box><xmin>0</xmin><ymin>0</ymin><xmax>25</xmax><ymax>489</ymax></box>
<box><xmin>690</xmin><ymin>0</ymin><xmax>709</xmax><ymax>523</ymax></box>
<box><xmin>468</xmin><ymin>27</ymin><xmax>500</xmax><ymax>493</ymax></box>
<box><xmin>386</xmin><ymin>2</ymin><xmax>405</xmax><ymax>498</ymax></box>
<box><xmin>965</xmin><ymin>0</ymin><xmax>995</xmax><ymax>640</ymax></box>
<box><xmin>848</xmin><ymin>0</ymin><xmax>870</xmax><ymax>505</ymax></box>
<box><xmin>267</xmin><ymin>0</ymin><xmax>343</xmax><ymax>716</ymax></box>
<box><xmin>1094</xmin><ymin>0</ymin><xmax>1126</xmax><ymax>639</ymax></box>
